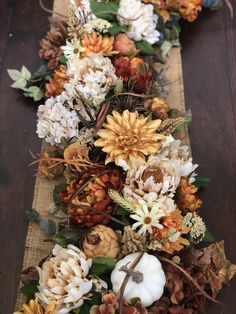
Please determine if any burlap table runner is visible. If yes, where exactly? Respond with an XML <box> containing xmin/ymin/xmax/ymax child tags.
<box><xmin>16</xmin><ymin>0</ymin><xmax>189</xmax><ymax>308</ymax></box>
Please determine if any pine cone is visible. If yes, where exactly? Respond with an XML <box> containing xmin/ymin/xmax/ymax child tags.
<box><xmin>39</xmin><ymin>17</ymin><xmax>68</xmax><ymax>70</ymax></box>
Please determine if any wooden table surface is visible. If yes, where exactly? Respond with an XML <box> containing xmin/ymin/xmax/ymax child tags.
<box><xmin>0</xmin><ymin>1</ymin><xmax>235</xmax><ymax>313</ymax></box>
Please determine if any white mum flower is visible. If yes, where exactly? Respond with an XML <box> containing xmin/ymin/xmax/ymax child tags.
<box><xmin>117</xmin><ymin>0</ymin><xmax>160</xmax><ymax>44</ymax></box>
<box><xmin>66</xmin><ymin>53</ymin><xmax>117</xmax><ymax>107</ymax></box>
<box><xmin>130</xmin><ymin>200</ymin><xmax>166</xmax><ymax>236</ymax></box>
<box><xmin>36</xmin><ymin>245</ymin><xmax>104</xmax><ymax>314</ymax></box>
<box><xmin>124</xmin><ymin>140</ymin><xmax>198</xmax><ymax>202</ymax></box>
<box><xmin>36</xmin><ymin>94</ymin><xmax>79</xmax><ymax>145</ymax></box>
<box><xmin>83</xmin><ymin>18</ymin><xmax>112</xmax><ymax>34</ymax></box>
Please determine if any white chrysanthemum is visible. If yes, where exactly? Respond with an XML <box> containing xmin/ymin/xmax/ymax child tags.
<box><xmin>124</xmin><ymin>140</ymin><xmax>198</xmax><ymax>202</ymax></box>
<box><xmin>130</xmin><ymin>200</ymin><xmax>166</xmax><ymax>236</ymax></box>
<box><xmin>66</xmin><ymin>53</ymin><xmax>117</xmax><ymax>107</ymax></box>
<box><xmin>36</xmin><ymin>245</ymin><xmax>104</xmax><ymax>314</ymax></box>
<box><xmin>117</xmin><ymin>0</ymin><xmax>160</xmax><ymax>44</ymax></box>
<box><xmin>83</xmin><ymin>18</ymin><xmax>112</xmax><ymax>34</ymax></box>
<box><xmin>36</xmin><ymin>94</ymin><xmax>79</xmax><ymax>145</ymax></box>
<box><xmin>61</xmin><ymin>39</ymin><xmax>85</xmax><ymax>60</ymax></box>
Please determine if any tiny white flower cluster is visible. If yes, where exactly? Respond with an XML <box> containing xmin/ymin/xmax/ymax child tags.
<box><xmin>190</xmin><ymin>212</ymin><xmax>206</xmax><ymax>243</ymax></box>
<box><xmin>117</xmin><ymin>0</ymin><xmax>160</xmax><ymax>44</ymax></box>
<box><xmin>36</xmin><ymin>93</ymin><xmax>79</xmax><ymax>146</ymax></box>
<box><xmin>83</xmin><ymin>18</ymin><xmax>112</xmax><ymax>34</ymax></box>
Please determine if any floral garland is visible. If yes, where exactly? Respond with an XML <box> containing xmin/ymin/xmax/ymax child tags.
<box><xmin>10</xmin><ymin>1</ymin><xmax>236</xmax><ymax>314</ymax></box>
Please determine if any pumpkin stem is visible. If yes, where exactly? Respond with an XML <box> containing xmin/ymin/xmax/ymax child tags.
<box><xmin>119</xmin><ymin>264</ymin><xmax>144</xmax><ymax>284</ymax></box>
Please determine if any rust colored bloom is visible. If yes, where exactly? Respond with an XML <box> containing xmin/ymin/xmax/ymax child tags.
<box><xmin>177</xmin><ymin>177</ymin><xmax>202</xmax><ymax>212</ymax></box>
<box><xmin>90</xmin><ymin>291</ymin><xmax>148</xmax><ymax>314</ymax></box>
<box><xmin>45</xmin><ymin>65</ymin><xmax>68</xmax><ymax>97</ymax></box>
<box><xmin>151</xmin><ymin>209</ymin><xmax>190</xmax><ymax>254</ymax></box>
<box><xmin>114</xmin><ymin>57</ymin><xmax>153</xmax><ymax>91</ymax></box>
<box><xmin>95</xmin><ymin>110</ymin><xmax>165</xmax><ymax>166</ymax></box>
<box><xmin>81</xmin><ymin>32</ymin><xmax>118</xmax><ymax>56</ymax></box>
<box><xmin>113</xmin><ymin>33</ymin><xmax>138</xmax><ymax>55</ymax></box>
<box><xmin>39</xmin><ymin>18</ymin><xmax>67</xmax><ymax>70</ymax></box>
<box><xmin>168</xmin><ymin>0</ymin><xmax>202</xmax><ymax>22</ymax></box>
<box><xmin>64</xmin><ymin>170</ymin><xmax>123</xmax><ymax>227</ymax></box>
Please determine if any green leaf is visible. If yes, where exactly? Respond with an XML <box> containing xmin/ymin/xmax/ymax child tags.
<box><xmin>194</xmin><ymin>176</ymin><xmax>211</xmax><ymax>188</ymax></box>
<box><xmin>39</xmin><ymin>218</ymin><xmax>57</xmax><ymax>236</ymax></box>
<box><xmin>32</xmin><ymin>64</ymin><xmax>48</xmax><ymax>79</ymax></box>
<box><xmin>20</xmin><ymin>281</ymin><xmax>38</xmax><ymax>301</ymax></box>
<box><xmin>59</xmin><ymin>55</ymin><xmax>67</xmax><ymax>65</ymax></box>
<box><xmin>108</xmin><ymin>23</ymin><xmax>126</xmax><ymax>36</ymax></box>
<box><xmin>89</xmin><ymin>0</ymin><xmax>119</xmax><ymax>21</ymax></box>
<box><xmin>135</xmin><ymin>40</ymin><xmax>156</xmax><ymax>56</ymax></box>
<box><xmin>160</xmin><ymin>40</ymin><xmax>172</xmax><ymax>58</ymax></box>
<box><xmin>89</xmin><ymin>257</ymin><xmax>116</xmax><ymax>276</ymax></box>
<box><xmin>202</xmin><ymin>228</ymin><xmax>215</xmax><ymax>243</ymax></box>
<box><xmin>25</xmin><ymin>209</ymin><xmax>40</xmax><ymax>223</ymax></box>
<box><xmin>53</xmin><ymin>182</ymin><xmax>67</xmax><ymax>206</ymax></box>
<box><xmin>21</xmin><ymin>65</ymin><xmax>31</xmax><ymax>80</ymax></box>
<box><xmin>115</xmin><ymin>205</ymin><xmax>129</xmax><ymax>216</ymax></box>
<box><xmin>7</xmin><ymin>69</ymin><xmax>22</xmax><ymax>81</ymax></box>
<box><xmin>53</xmin><ymin>234</ymin><xmax>68</xmax><ymax>247</ymax></box>
<box><xmin>78</xmin><ymin>292</ymin><xmax>101</xmax><ymax>314</ymax></box>
<box><xmin>130</xmin><ymin>297</ymin><xmax>140</xmax><ymax>305</ymax></box>
<box><xmin>24</xmin><ymin>86</ymin><xmax>44</xmax><ymax>101</ymax></box>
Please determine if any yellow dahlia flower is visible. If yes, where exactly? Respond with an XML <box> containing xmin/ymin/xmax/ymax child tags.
<box><xmin>14</xmin><ymin>298</ymin><xmax>56</xmax><ymax>314</ymax></box>
<box><xmin>94</xmin><ymin>110</ymin><xmax>165</xmax><ymax>166</ymax></box>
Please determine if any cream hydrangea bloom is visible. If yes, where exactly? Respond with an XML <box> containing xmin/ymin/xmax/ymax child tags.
<box><xmin>36</xmin><ymin>245</ymin><xmax>103</xmax><ymax>314</ymax></box>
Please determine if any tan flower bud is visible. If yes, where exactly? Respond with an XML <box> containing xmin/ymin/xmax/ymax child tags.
<box><xmin>82</xmin><ymin>225</ymin><xmax>120</xmax><ymax>259</ymax></box>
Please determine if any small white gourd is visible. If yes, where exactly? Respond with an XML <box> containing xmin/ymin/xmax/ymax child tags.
<box><xmin>111</xmin><ymin>252</ymin><xmax>166</xmax><ymax>307</ymax></box>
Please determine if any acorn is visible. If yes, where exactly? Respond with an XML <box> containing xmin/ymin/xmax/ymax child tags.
<box><xmin>82</xmin><ymin>225</ymin><xmax>120</xmax><ymax>259</ymax></box>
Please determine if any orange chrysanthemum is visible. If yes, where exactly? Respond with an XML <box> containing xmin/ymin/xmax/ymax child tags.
<box><xmin>95</xmin><ymin>110</ymin><xmax>165</xmax><ymax>166</ymax></box>
<box><xmin>152</xmin><ymin>209</ymin><xmax>190</xmax><ymax>254</ymax></box>
<box><xmin>62</xmin><ymin>170</ymin><xmax>123</xmax><ymax>227</ymax></box>
<box><xmin>81</xmin><ymin>32</ymin><xmax>118</xmax><ymax>56</ymax></box>
<box><xmin>45</xmin><ymin>65</ymin><xmax>68</xmax><ymax>97</ymax></box>
<box><xmin>177</xmin><ymin>177</ymin><xmax>202</xmax><ymax>212</ymax></box>
<box><xmin>168</xmin><ymin>0</ymin><xmax>202</xmax><ymax>22</ymax></box>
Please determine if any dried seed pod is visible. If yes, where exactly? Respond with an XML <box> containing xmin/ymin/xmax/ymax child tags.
<box><xmin>144</xmin><ymin>97</ymin><xmax>170</xmax><ymax>120</ymax></box>
<box><xmin>82</xmin><ymin>225</ymin><xmax>121</xmax><ymax>259</ymax></box>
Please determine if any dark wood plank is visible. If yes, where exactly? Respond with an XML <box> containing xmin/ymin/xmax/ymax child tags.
<box><xmin>181</xmin><ymin>4</ymin><xmax>236</xmax><ymax>314</ymax></box>
<box><xmin>0</xmin><ymin>1</ymin><xmax>52</xmax><ymax>313</ymax></box>
<box><xmin>0</xmin><ymin>1</ymin><xmax>235</xmax><ymax>313</ymax></box>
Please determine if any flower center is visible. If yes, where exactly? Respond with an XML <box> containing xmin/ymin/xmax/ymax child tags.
<box><xmin>73</xmin><ymin>48</ymin><xmax>79</xmax><ymax>54</ymax></box>
<box><xmin>142</xmin><ymin>167</ymin><xmax>164</xmax><ymax>183</ymax></box>
<box><xmin>144</xmin><ymin>216</ymin><xmax>152</xmax><ymax>224</ymax></box>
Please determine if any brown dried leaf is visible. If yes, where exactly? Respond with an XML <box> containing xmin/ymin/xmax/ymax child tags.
<box><xmin>21</xmin><ymin>266</ymin><xmax>39</xmax><ymax>285</ymax></box>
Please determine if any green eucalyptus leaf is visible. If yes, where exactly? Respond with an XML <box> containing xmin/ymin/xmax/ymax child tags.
<box><xmin>39</xmin><ymin>218</ymin><xmax>57</xmax><ymax>236</ymax></box>
<box><xmin>21</xmin><ymin>65</ymin><xmax>31</xmax><ymax>80</ymax></box>
<box><xmin>89</xmin><ymin>0</ymin><xmax>119</xmax><ymax>21</ymax></box>
<box><xmin>160</xmin><ymin>40</ymin><xmax>172</xmax><ymax>58</ymax></box>
<box><xmin>89</xmin><ymin>257</ymin><xmax>116</xmax><ymax>276</ymax></box>
<box><xmin>25</xmin><ymin>86</ymin><xmax>44</xmax><ymax>101</ymax></box>
<box><xmin>135</xmin><ymin>40</ymin><xmax>156</xmax><ymax>56</ymax></box>
<box><xmin>25</xmin><ymin>209</ymin><xmax>40</xmax><ymax>223</ymax></box>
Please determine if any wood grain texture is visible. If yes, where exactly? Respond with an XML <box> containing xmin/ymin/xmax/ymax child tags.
<box><xmin>181</xmin><ymin>5</ymin><xmax>236</xmax><ymax>314</ymax></box>
<box><xmin>0</xmin><ymin>1</ymin><xmax>235</xmax><ymax>313</ymax></box>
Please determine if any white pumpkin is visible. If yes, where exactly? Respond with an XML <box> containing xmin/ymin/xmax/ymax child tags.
<box><xmin>111</xmin><ymin>252</ymin><xmax>166</xmax><ymax>307</ymax></box>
